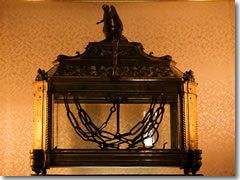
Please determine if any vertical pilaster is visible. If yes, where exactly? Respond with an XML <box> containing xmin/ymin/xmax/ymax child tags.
<box><xmin>183</xmin><ymin>81</ymin><xmax>198</xmax><ymax>150</ymax></box>
<box><xmin>33</xmin><ymin>80</ymin><xmax>48</xmax><ymax>150</ymax></box>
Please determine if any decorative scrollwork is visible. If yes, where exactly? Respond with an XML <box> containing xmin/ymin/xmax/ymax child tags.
<box><xmin>57</xmin><ymin>51</ymin><xmax>81</xmax><ymax>60</ymax></box>
<box><xmin>55</xmin><ymin>64</ymin><xmax>176</xmax><ymax>78</ymax></box>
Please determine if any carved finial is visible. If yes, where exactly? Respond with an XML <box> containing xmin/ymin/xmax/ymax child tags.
<box><xmin>76</xmin><ymin>51</ymin><xmax>80</xmax><ymax>56</ymax></box>
<box><xmin>35</xmin><ymin>68</ymin><xmax>47</xmax><ymax>81</ymax></box>
<box><xmin>183</xmin><ymin>70</ymin><xmax>195</xmax><ymax>82</ymax></box>
<box><xmin>149</xmin><ymin>52</ymin><xmax>154</xmax><ymax>56</ymax></box>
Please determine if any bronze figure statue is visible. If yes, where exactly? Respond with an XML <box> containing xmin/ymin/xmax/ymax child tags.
<box><xmin>97</xmin><ymin>5</ymin><xmax>112</xmax><ymax>40</ymax></box>
<box><xmin>97</xmin><ymin>5</ymin><xmax>126</xmax><ymax>41</ymax></box>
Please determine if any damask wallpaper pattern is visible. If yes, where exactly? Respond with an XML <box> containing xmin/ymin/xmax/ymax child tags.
<box><xmin>0</xmin><ymin>0</ymin><xmax>235</xmax><ymax>176</ymax></box>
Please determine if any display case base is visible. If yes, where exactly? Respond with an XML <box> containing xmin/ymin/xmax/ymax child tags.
<box><xmin>31</xmin><ymin>149</ymin><xmax>202</xmax><ymax>176</ymax></box>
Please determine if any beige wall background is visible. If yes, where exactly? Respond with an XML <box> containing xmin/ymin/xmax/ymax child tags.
<box><xmin>0</xmin><ymin>0</ymin><xmax>235</xmax><ymax>176</ymax></box>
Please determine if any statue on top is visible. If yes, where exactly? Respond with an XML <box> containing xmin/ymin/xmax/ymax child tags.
<box><xmin>97</xmin><ymin>5</ymin><xmax>127</xmax><ymax>41</ymax></box>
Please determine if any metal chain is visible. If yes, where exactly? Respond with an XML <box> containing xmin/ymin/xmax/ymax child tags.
<box><xmin>64</xmin><ymin>96</ymin><xmax>166</xmax><ymax>149</ymax></box>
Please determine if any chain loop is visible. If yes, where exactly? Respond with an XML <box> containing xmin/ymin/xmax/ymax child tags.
<box><xmin>110</xmin><ymin>105</ymin><xmax>116</xmax><ymax>112</ymax></box>
<box><xmin>64</xmin><ymin>96</ymin><xmax>167</xmax><ymax>149</ymax></box>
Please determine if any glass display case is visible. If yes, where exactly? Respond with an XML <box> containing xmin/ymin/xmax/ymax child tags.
<box><xmin>30</xmin><ymin>5</ymin><xmax>202</xmax><ymax>176</ymax></box>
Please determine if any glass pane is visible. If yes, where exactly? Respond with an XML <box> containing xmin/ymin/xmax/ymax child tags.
<box><xmin>54</xmin><ymin>103</ymin><xmax>171</xmax><ymax>149</ymax></box>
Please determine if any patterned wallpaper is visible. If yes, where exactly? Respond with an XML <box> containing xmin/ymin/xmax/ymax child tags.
<box><xmin>0</xmin><ymin>0</ymin><xmax>235</xmax><ymax>176</ymax></box>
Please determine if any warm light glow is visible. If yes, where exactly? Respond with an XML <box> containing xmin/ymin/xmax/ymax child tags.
<box><xmin>143</xmin><ymin>111</ymin><xmax>146</xmax><ymax>117</ymax></box>
<box><xmin>33</xmin><ymin>120</ymin><xmax>42</xmax><ymax>149</ymax></box>
<box><xmin>143</xmin><ymin>130</ymin><xmax>155</xmax><ymax>147</ymax></box>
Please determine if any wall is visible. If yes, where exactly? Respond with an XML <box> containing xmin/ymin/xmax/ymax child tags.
<box><xmin>0</xmin><ymin>0</ymin><xmax>235</xmax><ymax>176</ymax></box>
